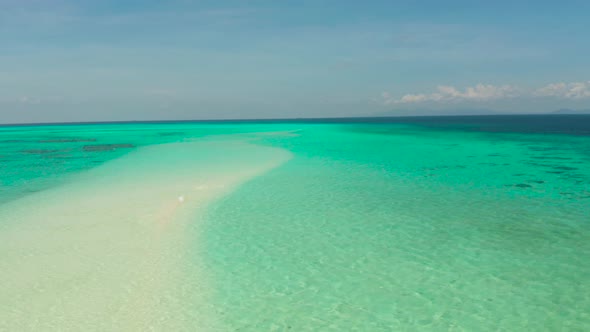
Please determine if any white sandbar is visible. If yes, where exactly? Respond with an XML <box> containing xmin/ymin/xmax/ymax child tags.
<box><xmin>0</xmin><ymin>140</ymin><xmax>291</xmax><ymax>331</ymax></box>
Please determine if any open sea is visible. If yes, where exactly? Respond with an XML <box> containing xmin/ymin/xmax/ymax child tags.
<box><xmin>1</xmin><ymin>115</ymin><xmax>589</xmax><ymax>331</ymax></box>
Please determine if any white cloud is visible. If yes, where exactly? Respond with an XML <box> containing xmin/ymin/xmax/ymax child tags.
<box><xmin>535</xmin><ymin>81</ymin><xmax>590</xmax><ymax>99</ymax></box>
<box><xmin>399</xmin><ymin>94</ymin><xmax>429</xmax><ymax>103</ymax></box>
<box><xmin>0</xmin><ymin>95</ymin><xmax>64</xmax><ymax>105</ymax></box>
<box><xmin>382</xmin><ymin>81</ymin><xmax>590</xmax><ymax>105</ymax></box>
<box><xmin>383</xmin><ymin>84</ymin><xmax>518</xmax><ymax>104</ymax></box>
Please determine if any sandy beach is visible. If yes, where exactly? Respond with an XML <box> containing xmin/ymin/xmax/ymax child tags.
<box><xmin>0</xmin><ymin>139</ymin><xmax>291</xmax><ymax>331</ymax></box>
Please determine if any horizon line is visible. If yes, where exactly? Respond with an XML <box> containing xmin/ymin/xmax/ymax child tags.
<box><xmin>1</xmin><ymin>112</ymin><xmax>589</xmax><ymax>127</ymax></box>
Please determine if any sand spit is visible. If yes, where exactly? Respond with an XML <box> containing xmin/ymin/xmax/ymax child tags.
<box><xmin>0</xmin><ymin>139</ymin><xmax>291</xmax><ymax>331</ymax></box>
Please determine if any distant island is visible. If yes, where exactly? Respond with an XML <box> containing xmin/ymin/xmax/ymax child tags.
<box><xmin>378</xmin><ymin>108</ymin><xmax>501</xmax><ymax>117</ymax></box>
<box><xmin>379</xmin><ymin>108</ymin><xmax>590</xmax><ymax>117</ymax></box>
<box><xmin>551</xmin><ymin>109</ymin><xmax>590</xmax><ymax>114</ymax></box>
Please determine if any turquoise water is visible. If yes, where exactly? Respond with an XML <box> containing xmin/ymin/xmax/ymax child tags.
<box><xmin>1</xmin><ymin>116</ymin><xmax>590</xmax><ymax>330</ymax></box>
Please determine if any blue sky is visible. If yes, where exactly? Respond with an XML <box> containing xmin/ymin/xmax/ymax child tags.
<box><xmin>1</xmin><ymin>0</ymin><xmax>589</xmax><ymax>123</ymax></box>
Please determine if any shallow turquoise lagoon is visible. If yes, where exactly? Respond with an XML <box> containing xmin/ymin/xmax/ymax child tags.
<box><xmin>1</xmin><ymin>116</ymin><xmax>589</xmax><ymax>331</ymax></box>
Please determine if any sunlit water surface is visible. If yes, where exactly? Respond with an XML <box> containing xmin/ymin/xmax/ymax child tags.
<box><xmin>1</xmin><ymin>116</ymin><xmax>589</xmax><ymax>331</ymax></box>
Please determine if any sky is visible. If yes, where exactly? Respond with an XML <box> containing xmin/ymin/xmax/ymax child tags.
<box><xmin>1</xmin><ymin>0</ymin><xmax>590</xmax><ymax>123</ymax></box>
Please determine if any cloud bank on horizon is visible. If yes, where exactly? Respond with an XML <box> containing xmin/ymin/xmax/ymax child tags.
<box><xmin>0</xmin><ymin>0</ymin><xmax>589</xmax><ymax>123</ymax></box>
<box><xmin>382</xmin><ymin>81</ymin><xmax>590</xmax><ymax>105</ymax></box>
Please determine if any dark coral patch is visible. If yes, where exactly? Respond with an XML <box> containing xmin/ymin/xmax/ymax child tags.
<box><xmin>552</xmin><ymin>166</ymin><xmax>578</xmax><ymax>171</ymax></box>
<box><xmin>530</xmin><ymin>156</ymin><xmax>572</xmax><ymax>160</ymax></box>
<box><xmin>40</xmin><ymin>138</ymin><xmax>96</xmax><ymax>143</ymax></box>
<box><xmin>83</xmin><ymin>144</ymin><xmax>134</xmax><ymax>152</ymax></box>
<box><xmin>22</xmin><ymin>149</ymin><xmax>59</xmax><ymax>154</ymax></box>
<box><xmin>528</xmin><ymin>180</ymin><xmax>545</xmax><ymax>184</ymax></box>
<box><xmin>1</xmin><ymin>139</ymin><xmax>30</xmax><ymax>143</ymax></box>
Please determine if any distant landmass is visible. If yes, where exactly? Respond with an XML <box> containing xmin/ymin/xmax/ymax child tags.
<box><xmin>377</xmin><ymin>108</ymin><xmax>502</xmax><ymax>117</ymax></box>
<box><xmin>551</xmin><ymin>109</ymin><xmax>590</xmax><ymax>114</ymax></box>
<box><xmin>378</xmin><ymin>108</ymin><xmax>590</xmax><ymax>117</ymax></box>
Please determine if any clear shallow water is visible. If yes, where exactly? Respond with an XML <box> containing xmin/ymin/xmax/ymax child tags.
<box><xmin>1</xmin><ymin>116</ymin><xmax>589</xmax><ymax>330</ymax></box>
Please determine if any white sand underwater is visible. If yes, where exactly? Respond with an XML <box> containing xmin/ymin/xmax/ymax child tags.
<box><xmin>0</xmin><ymin>140</ymin><xmax>291</xmax><ymax>331</ymax></box>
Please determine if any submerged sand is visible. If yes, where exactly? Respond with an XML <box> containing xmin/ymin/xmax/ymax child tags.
<box><xmin>0</xmin><ymin>139</ymin><xmax>291</xmax><ymax>331</ymax></box>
